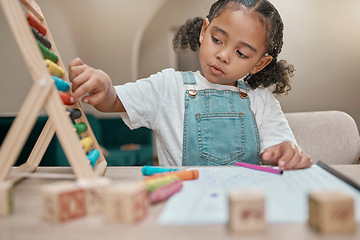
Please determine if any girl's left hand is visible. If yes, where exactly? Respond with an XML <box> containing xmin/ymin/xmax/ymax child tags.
<box><xmin>260</xmin><ymin>141</ymin><xmax>312</xmax><ymax>170</ymax></box>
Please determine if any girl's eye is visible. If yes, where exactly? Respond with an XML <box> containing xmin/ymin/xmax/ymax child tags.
<box><xmin>236</xmin><ymin>50</ymin><xmax>249</xmax><ymax>59</ymax></box>
<box><xmin>211</xmin><ymin>36</ymin><xmax>222</xmax><ymax>44</ymax></box>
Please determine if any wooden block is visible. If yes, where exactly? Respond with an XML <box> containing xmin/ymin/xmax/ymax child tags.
<box><xmin>308</xmin><ymin>190</ymin><xmax>355</xmax><ymax>233</ymax></box>
<box><xmin>41</xmin><ymin>182</ymin><xmax>86</xmax><ymax>222</ymax></box>
<box><xmin>228</xmin><ymin>190</ymin><xmax>266</xmax><ymax>233</ymax></box>
<box><xmin>105</xmin><ymin>182</ymin><xmax>148</xmax><ymax>223</ymax></box>
<box><xmin>0</xmin><ymin>182</ymin><xmax>14</xmax><ymax>217</ymax></box>
<box><xmin>76</xmin><ymin>178</ymin><xmax>112</xmax><ymax>214</ymax></box>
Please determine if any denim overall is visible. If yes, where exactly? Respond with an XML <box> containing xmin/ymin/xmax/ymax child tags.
<box><xmin>181</xmin><ymin>72</ymin><xmax>260</xmax><ymax>166</ymax></box>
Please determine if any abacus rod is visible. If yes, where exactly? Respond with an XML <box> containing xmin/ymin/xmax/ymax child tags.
<box><xmin>26</xmin><ymin>118</ymin><xmax>56</xmax><ymax>167</ymax></box>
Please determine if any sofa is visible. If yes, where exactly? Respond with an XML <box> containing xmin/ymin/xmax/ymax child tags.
<box><xmin>285</xmin><ymin>111</ymin><xmax>360</xmax><ymax>165</ymax></box>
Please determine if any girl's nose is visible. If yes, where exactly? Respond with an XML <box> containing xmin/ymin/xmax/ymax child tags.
<box><xmin>216</xmin><ymin>47</ymin><xmax>231</xmax><ymax>64</ymax></box>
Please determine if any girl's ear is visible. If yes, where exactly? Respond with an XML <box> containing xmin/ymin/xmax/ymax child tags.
<box><xmin>250</xmin><ymin>55</ymin><xmax>273</xmax><ymax>74</ymax></box>
<box><xmin>199</xmin><ymin>18</ymin><xmax>210</xmax><ymax>44</ymax></box>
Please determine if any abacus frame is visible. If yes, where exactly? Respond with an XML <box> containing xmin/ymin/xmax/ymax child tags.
<box><xmin>0</xmin><ymin>0</ymin><xmax>107</xmax><ymax>184</ymax></box>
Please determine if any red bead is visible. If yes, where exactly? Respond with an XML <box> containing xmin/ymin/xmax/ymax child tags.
<box><xmin>26</xmin><ymin>12</ymin><xmax>47</xmax><ymax>36</ymax></box>
<box><xmin>59</xmin><ymin>92</ymin><xmax>74</xmax><ymax>105</ymax></box>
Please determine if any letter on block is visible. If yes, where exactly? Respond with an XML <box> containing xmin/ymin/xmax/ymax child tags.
<box><xmin>77</xmin><ymin>178</ymin><xmax>112</xmax><ymax>214</ymax></box>
<box><xmin>41</xmin><ymin>182</ymin><xmax>86</xmax><ymax>222</ymax></box>
<box><xmin>105</xmin><ymin>183</ymin><xmax>148</xmax><ymax>223</ymax></box>
<box><xmin>228</xmin><ymin>190</ymin><xmax>266</xmax><ymax>233</ymax></box>
<box><xmin>0</xmin><ymin>182</ymin><xmax>13</xmax><ymax>217</ymax></box>
<box><xmin>308</xmin><ymin>190</ymin><xmax>355</xmax><ymax>233</ymax></box>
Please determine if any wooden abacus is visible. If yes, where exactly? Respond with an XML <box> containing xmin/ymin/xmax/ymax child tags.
<box><xmin>0</xmin><ymin>0</ymin><xmax>107</xmax><ymax>184</ymax></box>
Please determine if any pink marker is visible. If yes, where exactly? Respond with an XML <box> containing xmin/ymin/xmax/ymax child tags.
<box><xmin>234</xmin><ymin>162</ymin><xmax>283</xmax><ymax>175</ymax></box>
<box><xmin>148</xmin><ymin>179</ymin><xmax>183</xmax><ymax>204</ymax></box>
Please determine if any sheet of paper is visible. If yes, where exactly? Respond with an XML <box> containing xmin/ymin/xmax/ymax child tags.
<box><xmin>158</xmin><ymin>165</ymin><xmax>360</xmax><ymax>225</ymax></box>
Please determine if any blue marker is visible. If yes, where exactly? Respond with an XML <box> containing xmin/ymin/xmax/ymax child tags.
<box><xmin>87</xmin><ymin>149</ymin><xmax>100</xmax><ymax>167</ymax></box>
<box><xmin>142</xmin><ymin>165</ymin><xmax>179</xmax><ymax>176</ymax></box>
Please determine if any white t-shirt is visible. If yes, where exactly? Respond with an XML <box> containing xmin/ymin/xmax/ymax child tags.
<box><xmin>115</xmin><ymin>68</ymin><xmax>296</xmax><ymax>166</ymax></box>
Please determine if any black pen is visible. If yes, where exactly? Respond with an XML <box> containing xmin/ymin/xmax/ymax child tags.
<box><xmin>316</xmin><ymin>161</ymin><xmax>360</xmax><ymax>192</ymax></box>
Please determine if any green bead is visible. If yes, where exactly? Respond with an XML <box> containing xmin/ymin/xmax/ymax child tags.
<box><xmin>74</xmin><ymin>122</ymin><xmax>88</xmax><ymax>135</ymax></box>
<box><xmin>37</xmin><ymin>40</ymin><xmax>58</xmax><ymax>63</ymax></box>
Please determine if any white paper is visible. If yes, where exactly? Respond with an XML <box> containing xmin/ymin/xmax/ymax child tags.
<box><xmin>158</xmin><ymin>165</ymin><xmax>360</xmax><ymax>225</ymax></box>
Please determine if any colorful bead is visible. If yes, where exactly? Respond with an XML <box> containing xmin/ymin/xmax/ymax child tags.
<box><xmin>87</xmin><ymin>149</ymin><xmax>100</xmax><ymax>167</ymax></box>
<box><xmin>59</xmin><ymin>92</ymin><xmax>74</xmax><ymax>105</ymax></box>
<box><xmin>74</xmin><ymin>122</ymin><xmax>88</xmax><ymax>135</ymax></box>
<box><xmin>26</xmin><ymin>12</ymin><xmax>46</xmax><ymax>36</ymax></box>
<box><xmin>31</xmin><ymin>27</ymin><xmax>51</xmax><ymax>49</ymax></box>
<box><xmin>80</xmin><ymin>137</ymin><xmax>93</xmax><ymax>152</ymax></box>
<box><xmin>46</xmin><ymin>59</ymin><xmax>64</xmax><ymax>78</ymax></box>
<box><xmin>52</xmin><ymin>76</ymin><xmax>70</xmax><ymax>92</ymax></box>
<box><xmin>67</xmin><ymin>108</ymin><xmax>82</xmax><ymax>120</ymax></box>
<box><xmin>37</xmin><ymin>40</ymin><xmax>58</xmax><ymax>63</ymax></box>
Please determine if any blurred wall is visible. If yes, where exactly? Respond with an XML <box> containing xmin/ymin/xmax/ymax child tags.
<box><xmin>0</xmin><ymin>0</ymin><xmax>359</xmax><ymax>132</ymax></box>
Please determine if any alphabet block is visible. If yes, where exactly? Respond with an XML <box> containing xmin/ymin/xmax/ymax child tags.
<box><xmin>228</xmin><ymin>190</ymin><xmax>266</xmax><ymax>233</ymax></box>
<box><xmin>41</xmin><ymin>182</ymin><xmax>86</xmax><ymax>222</ymax></box>
<box><xmin>77</xmin><ymin>178</ymin><xmax>112</xmax><ymax>214</ymax></box>
<box><xmin>0</xmin><ymin>182</ymin><xmax>13</xmax><ymax>217</ymax></box>
<box><xmin>105</xmin><ymin>182</ymin><xmax>148</xmax><ymax>223</ymax></box>
<box><xmin>308</xmin><ymin>190</ymin><xmax>355</xmax><ymax>233</ymax></box>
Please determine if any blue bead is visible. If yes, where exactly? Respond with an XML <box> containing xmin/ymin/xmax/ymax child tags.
<box><xmin>87</xmin><ymin>149</ymin><xmax>100</xmax><ymax>167</ymax></box>
<box><xmin>52</xmin><ymin>76</ymin><xmax>70</xmax><ymax>92</ymax></box>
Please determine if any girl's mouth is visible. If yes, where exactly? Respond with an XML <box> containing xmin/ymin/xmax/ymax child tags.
<box><xmin>209</xmin><ymin>65</ymin><xmax>224</xmax><ymax>75</ymax></box>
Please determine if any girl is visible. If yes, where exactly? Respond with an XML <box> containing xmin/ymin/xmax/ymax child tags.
<box><xmin>69</xmin><ymin>0</ymin><xmax>312</xmax><ymax>170</ymax></box>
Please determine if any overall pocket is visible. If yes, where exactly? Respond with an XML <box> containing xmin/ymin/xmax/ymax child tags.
<box><xmin>196</xmin><ymin>113</ymin><xmax>245</xmax><ymax>165</ymax></box>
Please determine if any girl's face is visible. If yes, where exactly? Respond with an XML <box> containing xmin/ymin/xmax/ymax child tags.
<box><xmin>199</xmin><ymin>7</ymin><xmax>273</xmax><ymax>86</ymax></box>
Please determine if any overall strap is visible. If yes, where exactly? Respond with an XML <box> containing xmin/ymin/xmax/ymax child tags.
<box><xmin>237</xmin><ymin>80</ymin><xmax>250</xmax><ymax>99</ymax></box>
<box><xmin>237</xmin><ymin>80</ymin><xmax>250</xmax><ymax>91</ymax></box>
<box><xmin>182</xmin><ymin>72</ymin><xmax>197</xmax><ymax>97</ymax></box>
<box><xmin>181</xmin><ymin>71</ymin><xmax>196</xmax><ymax>85</ymax></box>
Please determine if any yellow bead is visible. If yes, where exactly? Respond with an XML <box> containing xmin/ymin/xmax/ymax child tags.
<box><xmin>46</xmin><ymin>59</ymin><xmax>64</xmax><ymax>78</ymax></box>
<box><xmin>80</xmin><ymin>136</ymin><xmax>93</xmax><ymax>152</ymax></box>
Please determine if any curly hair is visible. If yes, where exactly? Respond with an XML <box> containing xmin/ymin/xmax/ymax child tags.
<box><xmin>173</xmin><ymin>0</ymin><xmax>294</xmax><ymax>94</ymax></box>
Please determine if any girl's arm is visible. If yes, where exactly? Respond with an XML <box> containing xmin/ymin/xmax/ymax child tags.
<box><xmin>69</xmin><ymin>58</ymin><xmax>125</xmax><ymax>113</ymax></box>
<box><xmin>255</xmin><ymin>89</ymin><xmax>312</xmax><ymax>170</ymax></box>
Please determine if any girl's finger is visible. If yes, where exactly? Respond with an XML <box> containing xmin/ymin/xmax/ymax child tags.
<box><xmin>71</xmin><ymin>77</ymin><xmax>96</xmax><ymax>101</ymax></box>
<box><xmin>71</xmin><ymin>69</ymin><xmax>96</xmax><ymax>98</ymax></box>
<box><xmin>283</xmin><ymin>150</ymin><xmax>301</xmax><ymax>170</ymax></box>
<box><xmin>278</xmin><ymin>149</ymin><xmax>295</xmax><ymax>170</ymax></box>
<box><xmin>69</xmin><ymin>65</ymin><xmax>87</xmax><ymax>83</ymax></box>
<box><xmin>82</xmin><ymin>90</ymin><xmax>105</xmax><ymax>106</ymax></box>
<box><xmin>68</xmin><ymin>58</ymin><xmax>84</xmax><ymax>81</ymax></box>
<box><xmin>69</xmin><ymin>57</ymin><xmax>84</xmax><ymax>68</ymax></box>
<box><xmin>261</xmin><ymin>143</ymin><xmax>285</xmax><ymax>164</ymax></box>
<box><xmin>293</xmin><ymin>154</ymin><xmax>312</xmax><ymax>169</ymax></box>
<box><xmin>261</xmin><ymin>148</ymin><xmax>278</xmax><ymax>163</ymax></box>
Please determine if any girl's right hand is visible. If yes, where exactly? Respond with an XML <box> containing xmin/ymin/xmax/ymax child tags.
<box><xmin>69</xmin><ymin>58</ymin><xmax>112</xmax><ymax>106</ymax></box>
